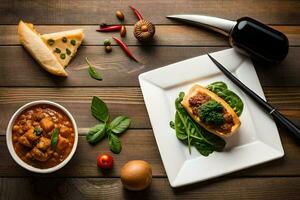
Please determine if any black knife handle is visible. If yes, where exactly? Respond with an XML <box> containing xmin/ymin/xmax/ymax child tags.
<box><xmin>271</xmin><ymin>110</ymin><xmax>300</xmax><ymax>140</ymax></box>
<box><xmin>207</xmin><ymin>54</ymin><xmax>300</xmax><ymax>140</ymax></box>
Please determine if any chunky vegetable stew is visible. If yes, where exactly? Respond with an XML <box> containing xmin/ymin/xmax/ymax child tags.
<box><xmin>12</xmin><ymin>104</ymin><xmax>75</xmax><ymax>169</ymax></box>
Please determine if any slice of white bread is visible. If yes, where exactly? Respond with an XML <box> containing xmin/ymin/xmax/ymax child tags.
<box><xmin>18</xmin><ymin>21</ymin><xmax>84</xmax><ymax>77</ymax></box>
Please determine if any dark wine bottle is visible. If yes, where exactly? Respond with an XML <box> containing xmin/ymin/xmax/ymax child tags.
<box><xmin>167</xmin><ymin>15</ymin><xmax>289</xmax><ymax>63</ymax></box>
<box><xmin>230</xmin><ymin>17</ymin><xmax>289</xmax><ymax>63</ymax></box>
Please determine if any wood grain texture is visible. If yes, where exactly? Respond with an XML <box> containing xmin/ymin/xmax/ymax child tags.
<box><xmin>1</xmin><ymin>126</ymin><xmax>300</xmax><ymax>177</ymax></box>
<box><xmin>1</xmin><ymin>177</ymin><xmax>300</xmax><ymax>199</ymax></box>
<box><xmin>1</xmin><ymin>0</ymin><xmax>299</xmax><ymax>25</ymax></box>
<box><xmin>0</xmin><ymin>87</ymin><xmax>299</xmax><ymax>132</ymax></box>
<box><xmin>1</xmin><ymin>25</ymin><xmax>299</xmax><ymax>46</ymax></box>
<box><xmin>1</xmin><ymin>46</ymin><xmax>300</xmax><ymax>87</ymax></box>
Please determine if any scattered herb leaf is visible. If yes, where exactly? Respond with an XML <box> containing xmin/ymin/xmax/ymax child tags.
<box><xmin>109</xmin><ymin>116</ymin><xmax>131</xmax><ymax>134</ymax></box>
<box><xmin>51</xmin><ymin>128</ymin><xmax>59</xmax><ymax>150</ymax></box>
<box><xmin>86</xmin><ymin>57</ymin><xmax>102</xmax><ymax>81</ymax></box>
<box><xmin>91</xmin><ymin>96</ymin><xmax>109</xmax><ymax>123</ymax></box>
<box><xmin>86</xmin><ymin>123</ymin><xmax>106</xmax><ymax>144</ymax></box>
<box><xmin>108</xmin><ymin>133</ymin><xmax>122</xmax><ymax>154</ymax></box>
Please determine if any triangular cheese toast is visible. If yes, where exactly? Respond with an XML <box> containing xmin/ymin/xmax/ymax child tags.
<box><xmin>18</xmin><ymin>21</ymin><xmax>84</xmax><ymax>77</ymax></box>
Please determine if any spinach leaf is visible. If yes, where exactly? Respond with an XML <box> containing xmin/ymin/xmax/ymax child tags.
<box><xmin>51</xmin><ymin>128</ymin><xmax>59</xmax><ymax>150</ymax></box>
<box><xmin>91</xmin><ymin>96</ymin><xmax>109</xmax><ymax>122</ymax></box>
<box><xmin>86</xmin><ymin>123</ymin><xmax>106</xmax><ymax>144</ymax></box>
<box><xmin>109</xmin><ymin>116</ymin><xmax>131</xmax><ymax>134</ymax></box>
<box><xmin>108</xmin><ymin>134</ymin><xmax>122</xmax><ymax>154</ymax></box>
<box><xmin>171</xmin><ymin>92</ymin><xmax>226</xmax><ymax>156</ymax></box>
<box><xmin>207</xmin><ymin>81</ymin><xmax>244</xmax><ymax>116</ymax></box>
<box><xmin>86</xmin><ymin>57</ymin><xmax>102</xmax><ymax>81</ymax></box>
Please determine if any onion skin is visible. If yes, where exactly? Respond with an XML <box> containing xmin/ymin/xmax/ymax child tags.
<box><xmin>120</xmin><ymin>160</ymin><xmax>152</xmax><ymax>191</ymax></box>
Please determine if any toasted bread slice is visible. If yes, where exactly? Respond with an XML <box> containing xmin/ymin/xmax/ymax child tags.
<box><xmin>18</xmin><ymin>21</ymin><xmax>68</xmax><ymax>77</ymax></box>
<box><xmin>42</xmin><ymin>29</ymin><xmax>84</xmax><ymax>68</ymax></box>
<box><xmin>181</xmin><ymin>85</ymin><xmax>241</xmax><ymax>137</ymax></box>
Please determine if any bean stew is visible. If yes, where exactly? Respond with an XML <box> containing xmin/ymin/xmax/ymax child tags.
<box><xmin>12</xmin><ymin>104</ymin><xmax>75</xmax><ymax>169</ymax></box>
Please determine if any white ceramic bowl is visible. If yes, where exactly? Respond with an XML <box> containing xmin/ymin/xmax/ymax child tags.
<box><xmin>6</xmin><ymin>100</ymin><xmax>78</xmax><ymax>173</ymax></box>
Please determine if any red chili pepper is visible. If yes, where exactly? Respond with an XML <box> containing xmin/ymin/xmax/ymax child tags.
<box><xmin>129</xmin><ymin>6</ymin><xmax>143</xmax><ymax>20</ymax></box>
<box><xmin>96</xmin><ymin>25</ymin><xmax>122</xmax><ymax>32</ymax></box>
<box><xmin>112</xmin><ymin>37</ymin><xmax>139</xmax><ymax>63</ymax></box>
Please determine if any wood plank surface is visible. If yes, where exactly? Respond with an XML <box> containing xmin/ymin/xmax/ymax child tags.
<box><xmin>1</xmin><ymin>46</ymin><xmax>300</xmax><ymax>87</ymax></box>
<box><xmin>1</xmin><ymin>1</ymin><xmax>300</xmax><ymax>199</ymax></box>
<box><xmin>0</xmin><ymin>87</ymin><xmax>299</xmax><ymax>132</ymax></box>
<box><xmin>1</xmin><ymin>177</ymin><xmax>300</xmax><ymax>199</ymax></box>
<box><xmin>1</xmin><ymin>0</ymin><xmax>299</xmax><ymax>25</ymax></box>
<box><xmin>1</xmin><ymin>126</ymin><xmax>300</xmax><ymax>177</ymax></box>
<box><xmin>1</xmin><ymin>25</ymin><xmax>300</xmax><ymax>46</ymax></box>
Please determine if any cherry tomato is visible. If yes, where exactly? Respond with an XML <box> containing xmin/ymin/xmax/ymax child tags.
<box><xmin>97</xmin><ymin>154</ymin><xmax>113</xmax><ymax>169</ymax></box>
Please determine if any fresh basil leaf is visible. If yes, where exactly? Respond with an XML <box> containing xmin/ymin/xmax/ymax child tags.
<box><xmin>91</xmin><ymin>96</ymin><xmax>109</xmax><ymax>122</ymax></box>
<box><xmin>51</xmin><ymin>128</ymin><xmax>59</xmax><ymax>150</ymax></box>
<box><xmin>109</xmin><ymin>116</ymin><xmax>131</xmax><ymax>134</ymax></box>
<box><xmin>34</xmin><ymin>127</ymin><xmax>42</xmax><ymax>136</ymax></box>
<box><xmin>86</xmin><ymin>57</ymin><xmax>102</xmax><ymax>81</ymax></box>
<box><xmin>108</xmin><ymin>134</ymin><xmax>122</xmax><ymax>154</ymax></box>
<box><xmin>86</xmin><ymin>123</ymin><xmax>106</xmax><ymax>144</ymax></box>
<box><xmin>207</xmin><ymin>81</ymin><xmax>244</xmax><ymax>116</ymax></box>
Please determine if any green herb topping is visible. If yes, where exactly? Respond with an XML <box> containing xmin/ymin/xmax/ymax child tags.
<box><xmin>85</xmin><ymin>57</ymin><xmax>102</xmax><ymax>81</ymax></box>
<box><xmin>34</xmin><ymin>127</ymin><xmax>42</xmax><ymax>136</ymax></box>
<box><xmin>54</xmin><ymin>48</ymin><xmax>61</xmax><ymax>53</ymax></box>
<box><xmin>47</xmin><ymin>39</ymin><xmax>55</xmax><ymax>45</ymax></box>
<box><xmin>62</xmin><ymin>37</ymin><xmax>67</xmax><ymax>43</ymax></box>
<box><xmin>198</xmin><ymin>100</ymin><xmax>224</xmax><ymax>126</ymax></box>
<box><xmin>71</xmin><ymin>39</ymin><xmax>76</xmax><ymax>46</ymax></box>
<box><xmin>60</xmin><ymin>53</ymin><xmax>66</xmax><ymax>59</ymax></box>
<box><xmin>66</xmin><ymin>48</ymin><xmax>71</xmax><ymax>56</ymax></box>
<box><xmin>169</xmin><ymin>92</ymin><xmax>226</xmax><ymax>156</ymax></box>
<box><xmin>86</xmin><ymin>96</ymin><xmax>131</xmax><ymax>154</ymax></box>
<box><xmin>51</xmin><ymin>128</ymin><xmax>59</xmax><ymax>150</ymax></box>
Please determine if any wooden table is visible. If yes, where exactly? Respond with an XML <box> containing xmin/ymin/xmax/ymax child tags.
<box><xmin>1</xmin><ymin>1</ymin><xmax>300</xmax><ymax>199</ymax></box>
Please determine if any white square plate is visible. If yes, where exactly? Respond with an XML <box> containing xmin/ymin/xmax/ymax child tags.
<box><xmin>139</xmin><ymin>48</ymin><xmax>284</xmax><ymax>187</ymax></box>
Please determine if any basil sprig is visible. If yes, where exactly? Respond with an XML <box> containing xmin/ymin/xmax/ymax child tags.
<box><xmin>86</xmin><ymin>96</ymin><xmax>131</xmax><ymax>154</ymax></box>
<box><xmin>86</xmin><ymin>57</ymin><xmax>102</xmax><ymax>81</ymax></box>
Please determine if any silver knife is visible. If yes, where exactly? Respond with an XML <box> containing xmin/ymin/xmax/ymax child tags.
<box><xmin>167</xmin><ymin>15</ymin><xmax>289</xmax><ymax>63</ymax></box>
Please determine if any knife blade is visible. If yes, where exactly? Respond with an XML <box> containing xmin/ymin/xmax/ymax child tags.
<box><xmin>207</xmin><ymin>54</ymin><xmax>300</xmax><ymax>140</ymax></box>
<box><xmin>167</xmin><ymin>14</ymin><xmax>236</xmax><ymax>36</ymax></box>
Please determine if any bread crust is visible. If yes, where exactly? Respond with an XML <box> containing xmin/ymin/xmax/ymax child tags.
<box><xmin>181</xmin><ymin>84</ymin><xmax>241</xmax><ymax>137</ymax></box>
<box><xmin>18</xmin><ymin>21</ymin><xmax>68</xmax><ymax>77</ymax></box>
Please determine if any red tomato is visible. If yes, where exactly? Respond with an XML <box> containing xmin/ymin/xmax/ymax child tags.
<box><xmin>97</xmin><ymin>154</ymin><xmax>113</xmax><ymax>169</ymax></box>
